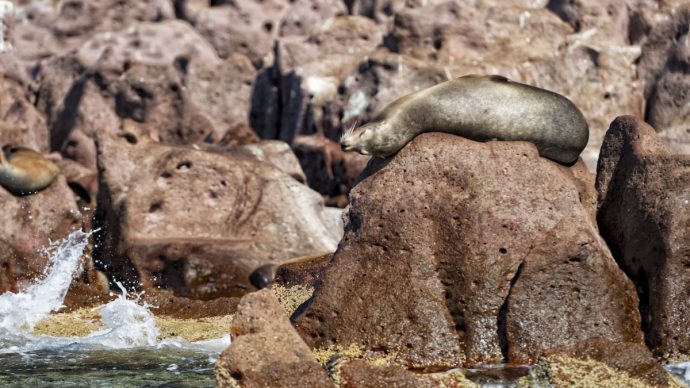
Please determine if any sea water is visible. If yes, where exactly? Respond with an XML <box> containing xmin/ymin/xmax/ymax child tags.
<box><xmin>0</xmin><ymin>231</ymin><xmax>229</xmax><ymax>387</ymax></box>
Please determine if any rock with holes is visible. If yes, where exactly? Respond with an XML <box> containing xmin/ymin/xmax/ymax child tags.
<box><xmin>293</xmin><ymin>132</ymin><xmax>643</xmax><ymax>369</ymax></box>
<box><xmin>9</xmin><ymin>0</ymin><xmax>175</xmax><ymax>66</ymax></box>
<box><xmin>94</xmin><ymin>121</ymin><xmax>342</xmax><ymax>298</ymax></box>
<box><xmin>0</xmin><ymin>55</ymin><xmax>50</xmax><ymax>153</ymax></box>
<box><xmin>215</xmin><ymin>289</ymin><xmax>334</xmax><ymax>388</ymax></box>
<box><xmin>596</xmin><ymin>116</ymin><xmax>690</xmax><ymax>359</ymax></box>
<box><xmin>193</xmin><ymin>0</ymin><xmax>288</xmax><ymax>67</ymax></box>
<box><xmin>33</xmin><ymin>21</ymin><xmax>258</xmax><ymax>183</ymax></box>
<box><xmin>638</xmin><ymin>5</ymin><xmax>690</xmax><ymax>155</ymax></box>
<box><xmin>379</xmin><ymin>1</ymin><xmax>650</xmax><ymax>170</ymax></box>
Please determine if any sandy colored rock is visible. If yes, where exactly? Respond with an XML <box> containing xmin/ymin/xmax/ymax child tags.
<box><xmin>596</xmin><ymin>115</ymin><xmax>690</xmax><ymax>359</ymax></box>
<box><xmin>216</xmin><ymin>289</ymin><xmax>334</xmax><ymax>388</ymax></box>
<box><xmin>295</xmin><ymin>132</ymin><xmax>642</xmax><ymax>369</ymax></box>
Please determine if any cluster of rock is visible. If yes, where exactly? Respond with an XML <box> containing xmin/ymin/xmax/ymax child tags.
<box><xmin>0</xmin><ymin>0</ymin><xmax>689</xmax><ymax>385</ymax></box>
<box><xmin>219</xmin><ymin>116</ymin><xmax>689</xmax><ymax>386</ymax></box>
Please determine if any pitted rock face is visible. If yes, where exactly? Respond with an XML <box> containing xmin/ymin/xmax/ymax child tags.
<box><xmin>293</xmin><ymin>132</ymin><xmax>643</xmax><ymax>369</ymax></box>
<box><xmin>94</xmin><ymin>124</ymin><xmax>342</xmax><ymax>298</ymax></box>
<box><xmin>596</xmin><ymin>115</ymin><xmax>690</xmax><ymax>359</ymax></box>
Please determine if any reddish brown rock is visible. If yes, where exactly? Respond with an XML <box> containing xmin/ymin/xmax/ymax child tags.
<box><xmin>215</xmin><ymin>289</ymin><xmax>334</xmax><ymax>388</ymax></box>
<box><xmin>94</xmin><ymin>121</ymin><xmax>342</xmax><ymax>298</ymax></box>
<box><xmin>193</xmin><ymin>1</ymin><xmax>287</xmax><ymax>66</ymax></box>
<box><xmin>10</xmin><ymin>0</ymin><xmax>175</xmax><ymax>65</ymax></box>
<box><xmin>34</xmin><ymin>21</ymin><xmax>257</xmax><ymax>169</ymax></box>
<box><xmin>339</xmin><ymin>360</ymin><xmax>475</xmax><ymax>388</ymax></box>
<box><xmin>0</xmin><ymin>59</ymin><xmax>50</xmax><ymax>152</ymax></box>
<box><xmin>277</xmin><ymin>0</ymin><xmax>348</xmax><ymax>37</ymax></box>
<box><xmin>543</xmin><ymin>338</ymin><xmax>672</xmax><ymax>387</ymax></box>
<box><xmin>596</xmin><ymin>115</ymin><xmax>690</xmax><ymax>359</ymax></box>
<box><xmin>0</xmin><ymin>170</ymin><xmax>83</xmax><ymax>291</ymax></box>
<box><xmin>292</xmin><ymin>135</ymin><xmax>370</xmax><ymax>201</ymax></box>
<box><xmin>638</xmin><ymin>6</ymin><xmax>690</xmax><ymax>154</ymax></box>
<box><xmin>294</xmin><ymin>133</ymin><xmax>642</xmax><ymax>369</ymax></box>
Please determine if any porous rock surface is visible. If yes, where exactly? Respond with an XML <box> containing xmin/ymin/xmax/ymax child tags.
<box><xmin>596</xmin><ymin>115</ymin><xmax>690</xmax><ymax>359</ymax></box>
<box><xmin>638</xmin><ymin>5</ymin><xmax>690</xmax><ymax>155</ymax></box>
<box><xmin>215</xmin><ymin>289</ymin><xmax>334</xmax><ymax>388</ymax></box>
<box><xmin>94</xmin><ymin>121</ymin><xmax>342</xmax><ymax>298</ymax></box>
<box><xmin>294</xmin><ymin>133</ymin><xmax>643</xmax><ymax>369</ymax></box>
<box><xmin>0</xmin><ymin>171</ymin><xmax>82</xmax><ymax>291</ymax></box>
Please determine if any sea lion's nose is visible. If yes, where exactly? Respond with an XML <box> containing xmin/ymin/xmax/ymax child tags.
<box><xmin>340</xmin><ymin>141</ymin><xmax>348</xmax><ymax>151</ymax></box>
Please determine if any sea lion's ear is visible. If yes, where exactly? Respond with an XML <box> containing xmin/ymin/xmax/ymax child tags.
<box><xmin>488</xmin><ymin>75</ymin><xmax>509</xmax><ymax>83</ymax></box>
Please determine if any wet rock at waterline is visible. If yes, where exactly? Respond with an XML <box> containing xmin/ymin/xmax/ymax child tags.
<box><xmin>596</xmin><ymin>116</ymin><xmax>690</xmax><ymax>359</ymax></box>
<box><xmin>215</xmin><ymin>289</ymin><xmax>334</xmax><ymax>388</ymax></box>
<box><xmin>293</xmin><ymin>133</ymin><xmax>643</xmax><ymax>369</ymax></box>
<box><xmin>94</xmin><ymin>121</ymin><xmax>342</xmax><ymax>299</ymax></box>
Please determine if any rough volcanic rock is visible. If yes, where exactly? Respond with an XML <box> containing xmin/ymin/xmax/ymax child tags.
<box><xmin>596</xmin><ymin>115</ymin><xmax>690</xmax><ymax>359</ymax></box>
<box><xmin>380</xmin><ymin>1</ymin><xmax>645</xmax><ymax>169</ymax></box>
<box><xmin>339</xmin><ymin>360</ymin><xmax>476</xmax><ymax>388</ymax></box>
<box><xmin>94</xmin><ymin>121</ymin><xmax>342</xmax><ymax>298</ymax></box>
<box><xmin>215</xmin><ymin>289</ymin><xmax>334</xmax><ymax>388</ymax></box>
<box><xmin>0</xmin><ymin>57</ymin><xmax>50</xmax><ymax>152</ymax></box>
<box><xmin>277</xmin><ymin>0</ymin><xmax>348</xmax><ymax>37</ymax></box>
<box><xmin>0</xmin><ymin>170</ymin><xmax>82</xmax><ymax>290</ymax></box>
<box><xmin>292</xmin><ymin>135</ymin><xmax>370</xmax><ymax>204</ymax></box>
<box><xmin>638</xmin><ymin>5</ymin><xmax>690</xmax><ymax>155</ymax></box>
<box><xmin>294</xmin><ymin>132</ymin><xmax>642</xmax><ymax>369</ymax></box>
<box><xmin>34</xmin><ymin>21</ymin><xmax>257</xmax><ymax>169</ymax></box>
<box><xmin>193</xmin><ymin>1</ymin><xmax>287</xmax><ymax>66</ymax></box>
<box><xmin>543</xmin><ymin>338</ymin><xmax>673</xmax><ymax>386</ymax></box>
<box><xmin>10</xmin><ymin>0</ymin><xmax>175</xmax><ymax>65</ymax></box>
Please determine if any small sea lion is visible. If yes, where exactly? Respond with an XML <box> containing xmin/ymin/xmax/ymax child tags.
<box><xmin>340</xmin><ymin>74</ymin><xmax>589</xmax><ymax>164</ymax></box>
<box><xmin>0</xmin><ymin>145</ymin><xmax>60</xmax><ymax>195</ymax></box>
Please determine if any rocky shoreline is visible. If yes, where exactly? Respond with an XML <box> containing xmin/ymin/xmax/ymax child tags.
<box><xmin>1</xmin><ymin>0</ymin><xmax>689</xmax><ymax>386</ymax></box>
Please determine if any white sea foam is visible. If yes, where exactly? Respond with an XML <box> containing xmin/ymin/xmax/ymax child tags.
<box><xmin>0</xmin><ymin>230</ymin><xmax>229</xmax><ymax>354</ymax></box>
<box><xmin>0</xmin><ymin>230</ymin><xmax>90</xmax><ymax>333</ymax></box>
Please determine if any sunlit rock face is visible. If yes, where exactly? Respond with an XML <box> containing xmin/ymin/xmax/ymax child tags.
<box><xmin>94</xmin><ymin>121</ymin><xmax>342</xmax><ymax>299</ymax></box>
<box><xmin>293</xmin><ymin>132</ymin><xmax>644</xmax><ymax>369</ymax></box>
<box><xmin>597</xmin><ymin>115</ymin><xmax>690</xmax><ymax>359</ymax></box>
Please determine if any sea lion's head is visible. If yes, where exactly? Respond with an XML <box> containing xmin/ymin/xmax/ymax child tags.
<box><xmin>340</xmin><ymin>119</ymin><xmax>402</xmax><ymax>158</ymax></box>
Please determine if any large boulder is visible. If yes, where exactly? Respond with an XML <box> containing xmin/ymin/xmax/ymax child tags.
<box><xmin>596</xmin><ymin>115</ymin><xmax>690</xmax><ymax>359</ymax></box>
<box><xmin>94</xmin><ymin>121</ymin><xmax>342</xmax><ymax>298</ymax></box>
<box><xmin>293</xmin><ymin>133</ymin><xmax>643</xmax><ymax>369</ymax></box>
<box><xmin>215</xmin><ymin>289</ymin><xmax>334</xmax><ymax>387</ymax></box>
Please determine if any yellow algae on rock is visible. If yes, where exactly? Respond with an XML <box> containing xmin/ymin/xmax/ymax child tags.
<box><xmin>34</xmin><ymin>308</ymin><xmax>104</xmax><ymax>337</ymax></box>
<box><xmin>33</xmin><ymin>307</ymin><xmax>233</xmax><ymax>343</ymax></box>
<box><xmin>154</xmin><ymin>315</ymin><xmax>233</xmax><ymax>342</ymax></box>
<box><xmin>271</xmin><ymin>283</ymin><xmax>314</xmax><ymax>316</ymax></box>
<box><xmin>545</xmin><ymin>355</ymin><xmax>659</xmax><ymax>388</ymax></box>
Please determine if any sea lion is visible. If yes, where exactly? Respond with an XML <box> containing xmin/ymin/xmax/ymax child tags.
<box><xmin>0</xmin><ymin>145</ymin><xmax>60</xmax><ymax>195</ymax></box>
<box><xmin>340</xmin><ymin>74</ymin><xmax>589</xmax><ymax>164</ymax></box>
